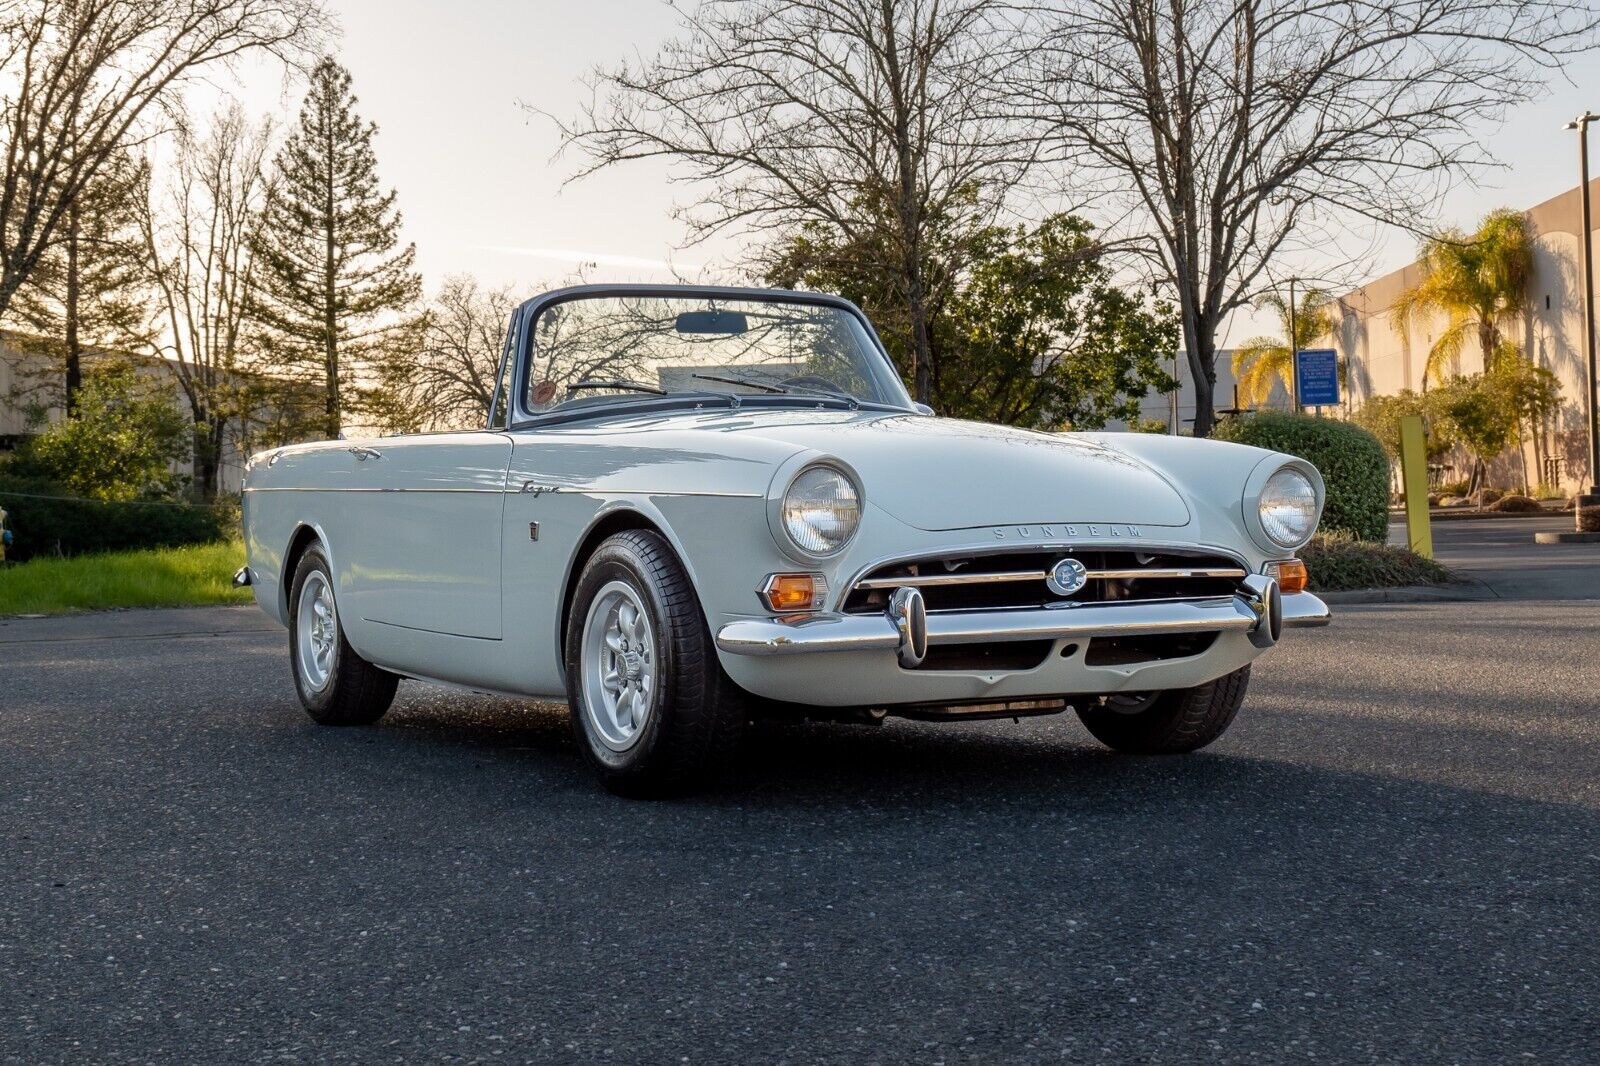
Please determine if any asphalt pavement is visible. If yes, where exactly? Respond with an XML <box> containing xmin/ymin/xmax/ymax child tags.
<box><xmin>1389</xmin><ymin>513</ymin><xmax>1600</xmax><ymax>599</ymax></box>
<box><xmin>4</xmin><ymin>585</ymin><xmax>1599</xmax><ymax>1064</ymax></box>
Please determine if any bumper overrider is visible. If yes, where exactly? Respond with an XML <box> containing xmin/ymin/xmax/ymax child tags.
<box><xmin>715</xmin><ymin>575</ymin><xmax>1329</xmax><ymax>665</ymax></box>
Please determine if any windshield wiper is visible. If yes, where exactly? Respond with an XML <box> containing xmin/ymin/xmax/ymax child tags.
<box><xmin>566</xmin><ymin>378</ymin><xmax>666</xmax><ymax>396</ymax></box>
<box><xmin>691</xmin><ymin>373</ymin><xmax>785</xmax><ymax>394</ymax></box>
<box><xmin>782</xmin><ymin>382</ymin><xmax>860</xmax><ymax>410</ymax></box>
<box><xmin>694</xmin><ymin>372</ymin><xmax>860</xmax><ymax>410</ymax></box>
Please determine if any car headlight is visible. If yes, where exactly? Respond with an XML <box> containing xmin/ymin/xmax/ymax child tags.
<box><xmin>781</xmin><ymin>465</ymin><xmax>861</xmax><ymax>556</ymax></box>
<box><xmin>1257</xmin><ymin>467</ymin><xmax>1318</xmax><ymax>548</ymax></box>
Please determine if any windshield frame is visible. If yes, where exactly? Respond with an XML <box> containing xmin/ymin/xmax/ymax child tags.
<box><xmin>500</xmin><ymin>284</ymin><xmax>915</xmax><ymax>429</ymax></box>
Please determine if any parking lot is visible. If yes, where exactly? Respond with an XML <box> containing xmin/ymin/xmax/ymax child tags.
<box><xmin>4</xmin><ymin>548</ymin><xmax>1600</xmax><ymax>1062</ymax></box>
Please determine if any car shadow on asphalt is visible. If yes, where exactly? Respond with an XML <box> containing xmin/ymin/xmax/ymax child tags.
<box><xmin>354</xmin><ymin>682</ymin><xmax>1600</xmax><ymax>818</ymax></box>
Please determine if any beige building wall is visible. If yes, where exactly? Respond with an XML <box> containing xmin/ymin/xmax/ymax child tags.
<box><xmin>0</xmin><ymin>337</ymin><xmax>268</xmax><ymax>495</ymax></box>
<box><xmin>1334</xmin><ymin>177</ymin><xmax>1600</xmax><ymax>492</ymax></box>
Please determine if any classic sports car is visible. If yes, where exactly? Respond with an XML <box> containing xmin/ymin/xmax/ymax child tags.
<box><xmin>238</xmin><ymin>284</ymin><xmax>1329</xmax><ymax>794</ymax></box>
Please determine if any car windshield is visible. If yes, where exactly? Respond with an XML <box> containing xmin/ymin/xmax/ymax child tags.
<box><xmin>523</xmin><ymin>293</ymin><xmax>911</xmax><ymax>417</ymax></box>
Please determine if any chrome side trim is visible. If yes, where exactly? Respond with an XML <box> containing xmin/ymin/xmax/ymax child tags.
<box><xmin>242</xmin><ymin>486</ymin><xmax>761</xmax><ymax>498</ymax></box>
<box><xmin>717</xmin><ymin>594</ymin><xmax>1267</xmax><ymax>657</ymax></box>
<box><xmin>585</xmin><ymin>488</ymin><xmax>765</xmax><ymax>498</ymax></box>
<box><xmin>243</xmin><ymin>487</ymin><xmax>505</xmax><ymax>494</ymax></box>
<box><xmin>854</xmin><ymin>565</ymin><xmax>1246</xmax><ymax>590</ymax></box>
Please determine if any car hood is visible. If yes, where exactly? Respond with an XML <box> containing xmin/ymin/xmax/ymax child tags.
<box><xmin>681</xmin><ymin>410</ymin><xmax>1193</xmax><ymax>530</ymax></box>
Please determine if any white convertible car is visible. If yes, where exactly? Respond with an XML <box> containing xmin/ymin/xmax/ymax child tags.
<box><xmin>238</xmin><ymin>285</ymin><xmax>1329</xmax><ymax>794</ymax></box>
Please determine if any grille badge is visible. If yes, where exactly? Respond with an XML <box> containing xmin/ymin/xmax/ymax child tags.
<box><xmin>1046</xmin><ymin>557</ymin><xmax>1089</xmax><ymax>596</ymax></box>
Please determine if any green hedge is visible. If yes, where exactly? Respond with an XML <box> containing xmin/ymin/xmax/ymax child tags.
<box><xmin>1214</xmin><ymin>411</ymin><xmax>1389</xmax><ymax>542</ymax></box>
<box><xmin>1301</xmin><ymin>532</ymin><xmax>1451</xmax><ymax>591</ymax></box>
<box><xmin>0</xmin><ymin>474</ymin><xmax>237</xmax><ymax>563</ymax></box>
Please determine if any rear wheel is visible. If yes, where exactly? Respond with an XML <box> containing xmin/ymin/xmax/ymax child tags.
<box><xmin>288</xmin><ymin>544</ymin><xmax>398</xmax><ymax>726</ymax></box>
<box><xmin>565</xmin><ymin>530</ymin><xmax>744</xmax><ymax>796</ymax></box>
<box><xmin>1076</xmin><ymin>665</ymin><xmax>1250</xmax><ymax>754</ymax></box>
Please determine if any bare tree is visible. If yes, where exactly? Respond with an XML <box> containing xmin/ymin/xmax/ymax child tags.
<box><xmin>1027</xmin><ymin>0</ymin><xmax>1600</xmax><ymax>436</ymax></box>
<box><xmin>548</xmin><ymin>0</ymin><xmax>1036</xmax><ymax>404</ymax></box>
<box><xmin>367</xmin><ymin>274</ymin><xmax>518</xmax><ymax>433</ymax></box>
<box><xmin>139</xmin><ymin>104</ymin><xmax>275</xmax><ymax>498</ymax></box>
<box><xmin>7</xmin><ymin>146</ymin><xmax>151</xmax><ymax>414</ymax></box>
<box><xmin>0</xmin><ymin>0</ymin><xmax>328</xmax><ymax>325</ymax></box>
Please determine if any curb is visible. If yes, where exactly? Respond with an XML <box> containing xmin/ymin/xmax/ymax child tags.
<box><xmin>1534</xmin><ymin>531</ymin><xmax>1600</xmax><ymax>544</ymax></box>
<box><xmin>1317</xmin><ymin>579</ymin><xmax>1496</xmax><ymax>605</ymax></box>
<box><xmin>1389</xmin><ymin>509</ymin><xmax>1569</xmax><ymax>522</ymax></box>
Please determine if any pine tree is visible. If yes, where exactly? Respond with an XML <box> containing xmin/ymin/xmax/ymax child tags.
<box><xmin>8</xmin><ymin>149</ymin><xmax>153</xmax><ymax>415</ymax></box>
<box><xmin>249</xmin><ymin>57</ymin><xmax>419</xmax><ymax>439</ymax></box>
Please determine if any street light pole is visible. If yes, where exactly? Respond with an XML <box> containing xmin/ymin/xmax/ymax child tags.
<box><xmin>1568</xmin><ymin>112</ymin><xmax>1599</xmax><ymax>497</ymax></box>
<box><xmin>1288</xmin><ymin>276</ymin><xmax>1299</xmax><ymax>410</ymax></box>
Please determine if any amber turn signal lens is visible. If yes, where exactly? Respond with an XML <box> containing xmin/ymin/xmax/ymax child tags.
<box><xmin>760</xmin><ymin>573</ymin><xmax>824</xmax><ymax>612</ymax></box>
<box><xmin>1272</xmin><ymin>559</ymin><xmax>1308</xmax><ymax>594</ymax></box>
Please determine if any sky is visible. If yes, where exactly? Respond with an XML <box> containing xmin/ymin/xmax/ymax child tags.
<box><xmin>221</xmin><ymin>0</ymin><xmax>1600</xmax><ymax>342</ymax></box>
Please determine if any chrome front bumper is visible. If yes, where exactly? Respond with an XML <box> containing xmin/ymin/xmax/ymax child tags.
<box><xmin>716</xmin><ymin>583</ymin><xmax>1329</xmax><ymax>660</ymax></box>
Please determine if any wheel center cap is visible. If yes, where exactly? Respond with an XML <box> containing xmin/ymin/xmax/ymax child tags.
<box><xmin>621</xmin><ymin>649</ymin><xmax>643</xmax><ymax>679</ymax></box>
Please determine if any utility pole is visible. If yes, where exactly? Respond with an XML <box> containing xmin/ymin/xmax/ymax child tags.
<box><xmin>1568</xmin><ymin>113</ymin><xmax>1599</xmax><ymax>497</ymax></box>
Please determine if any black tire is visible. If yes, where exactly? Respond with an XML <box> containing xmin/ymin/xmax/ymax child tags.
<box><xmin>564</xmin><ymin>530</ymin><xmax>744</xmax><ymax>796</ymax></box>
<box><xmin>288</xmin><ymin>544</ymin><xmax>398</xmax><ymax>726</ymax></box>
<box><xmin>1076</xmin><ymin>665</ymin><xmax>1250</xmax><ymax>754</ymax></box>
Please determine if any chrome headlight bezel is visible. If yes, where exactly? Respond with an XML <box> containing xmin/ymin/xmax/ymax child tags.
<box><xmin>1242</xmin><ymin>457</ymin><xmax>1323</xmax><ymax>554</ymax></box>
<box><xmin>768</xmin><ymin>458</ymin><xmax>863</xmax><ymax>562</ymax></box>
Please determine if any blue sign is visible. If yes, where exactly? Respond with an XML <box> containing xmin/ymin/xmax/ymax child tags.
<box><xmin>1295</xmin><ymin>349</ymin><xmax>1340</xmax><ymax>407</ymax></box>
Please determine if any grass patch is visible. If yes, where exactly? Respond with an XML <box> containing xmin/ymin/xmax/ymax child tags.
<box><xmin>1301</xmin><ymin>532</ymin><xmax>1453</xmax><ymax>592</ymax></box>
<box><xmin>0</xmin><ymin>539</ymin><xmax>251</xmax><ymax>616</ymax></box>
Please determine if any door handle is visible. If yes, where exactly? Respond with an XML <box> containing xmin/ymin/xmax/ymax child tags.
<box><xmin>349</xmin><ymin>446</ymin><xmax>383</xmax><ymax>461</ymax></box>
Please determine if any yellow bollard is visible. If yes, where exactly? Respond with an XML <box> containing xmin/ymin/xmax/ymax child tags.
<box><xmin>1398</xmin><ymin>414</ymin><xmax>1433</xmax><ymax>559</ymax></box>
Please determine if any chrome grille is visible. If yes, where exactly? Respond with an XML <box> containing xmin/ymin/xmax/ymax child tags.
<box><xmin>842</xmin><ymin>549</ymin><xmax>1247</xmax><ymax>615</ymax></box>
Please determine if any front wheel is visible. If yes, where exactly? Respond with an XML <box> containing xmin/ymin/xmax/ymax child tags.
<box><xmin>288</xmin><ymin>544</ymin><xmax>398</xmax><ymax>726</ymax></box>
<box><xmin>1076</xmin><ymin>665</ymin><xmax>1250</xmax><ymax>754</ymax></box>
<box><xmin>564</xmin><ymin>530</ymin><xmax>744</xmax><ymax>796</ymax></box>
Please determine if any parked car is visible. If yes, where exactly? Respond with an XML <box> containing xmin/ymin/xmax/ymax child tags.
<box><xmin>238</xmin><ymin>285</ymin><xmax>1329</xmax><ymax>794</ymax></box>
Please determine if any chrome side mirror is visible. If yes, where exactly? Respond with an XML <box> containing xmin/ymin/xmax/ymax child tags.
<box><xmin>913</xmin><ymin>403</ymin><xmax>935</xmax><ymax>416</ymax></box>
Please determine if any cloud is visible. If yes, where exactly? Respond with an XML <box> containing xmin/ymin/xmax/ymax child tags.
<box><xmin>483</xmin><ymin>245</ymin><xmax>705</xmax><ymax>273</ymax></box>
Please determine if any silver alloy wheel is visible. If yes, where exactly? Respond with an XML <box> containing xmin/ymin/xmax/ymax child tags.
<box><xmin>580</xmin><ymin>579</ymin><xmax>657</xmax><ymax>752</ymax></box>
<box><xmin>296</xmin><ymin>571</ymin><xmax>338</xmax><ymax>694</ymax></box>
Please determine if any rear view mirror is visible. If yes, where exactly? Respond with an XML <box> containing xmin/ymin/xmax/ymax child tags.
<box><xmin>675</xmin><ymin>309</ymin><xmax>748</xmax><ymax>335</ymax></box>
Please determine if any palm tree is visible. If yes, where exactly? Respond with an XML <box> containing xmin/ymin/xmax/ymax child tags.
<box><xmin>1393</xmin><ymin>207</ymin><xmax>1532</xmax><ymax>386</ymax></box>
<box><xmin>1231</xmin><ymin>288</ymin><xmax>1334</xmax><ymax>408</ymax></box>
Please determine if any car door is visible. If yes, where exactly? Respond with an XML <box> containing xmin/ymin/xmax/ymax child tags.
<box><xmin>340</xmin><ymin>432</ymin><xmax>513</xmax><ymax>640</ymax></box>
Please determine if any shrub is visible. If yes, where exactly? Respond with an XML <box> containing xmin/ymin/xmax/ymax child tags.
<box><xmin>1437</xmin><ymin>494</ymin><xmax>1467</xmax><ymax>508</ymax></box>
<box><xmin>1300</xmin><ymin>532</ymin><xmax>1453</xmax><ymax>591</ymax></box>
<box><xmin>1472</xmin><ymin>487</ymin><xmax>1505</xmax><ymax>506</ymax></box>
<box><xmin>1488</xmin><ymin>494</ymin><xmax>1540</xmax><ymax>513</ymax></box>
<box><xmin>1436</xmin><ymin>479</ymin><xmax>1470</xmax><ymax>497</ymax></box>
<box><xmin>13</xmin><ymin>365</ymin><xmax>192</xmax><ymax>501</ymax></box>
<box><xmin>1213</xmin><ymin>411</ymin><xmax>1389</xmax><ymax>541</ymax></box>
<box><xmin>0</xmin><ymin>474</ymin><xmax>235</xmax><ymax>563</ymax></box>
